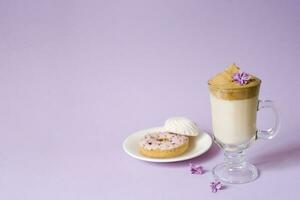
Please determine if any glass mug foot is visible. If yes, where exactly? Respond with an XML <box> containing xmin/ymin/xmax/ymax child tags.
<box><xmin>212</xmin><ymin>151</ymin><xmax>258</xmax><ymax>184</ymax></box>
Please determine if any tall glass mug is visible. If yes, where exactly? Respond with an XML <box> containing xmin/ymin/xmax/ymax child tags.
<box><xmin>208</xmin><ymin>65</ymin><xmax>280</xmax><ymax>184</ymax></box>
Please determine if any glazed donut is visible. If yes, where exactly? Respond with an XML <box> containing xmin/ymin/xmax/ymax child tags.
<box><xmin>139</xmin><ymin>132</ymin><xmax>189</xmax><ymax>158</ymax></box>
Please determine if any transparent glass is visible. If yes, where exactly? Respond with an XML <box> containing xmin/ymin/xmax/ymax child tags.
<box><xmin>209</xmin><ymin>91</ymin><xmax>280</xmax><ymax>184</ymax></box>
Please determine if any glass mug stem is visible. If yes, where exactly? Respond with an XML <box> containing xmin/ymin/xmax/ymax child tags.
<box><xmin>256</xmin><ymin>100</ymin><xmax>280</xmax><ymax>140</ymax></box>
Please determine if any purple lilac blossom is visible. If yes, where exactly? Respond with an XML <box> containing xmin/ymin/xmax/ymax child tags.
<box><xmin>232</xmin><ymin>71</ymin><xmax>251</xmax><ymax>85</ymax></box>
<box><xmin>189</xmin><ymin>163</ymin><xmax>204</xmax><ymax>175</ymax></box>
<box><xmin>210</xmin><ymin>180</ymin><xmax>223</xmax><ymax>193</ymax></box>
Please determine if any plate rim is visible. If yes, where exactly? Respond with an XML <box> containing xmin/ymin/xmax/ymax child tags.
<box><xmin>123</xmin><ymin>127</ymin><xmax>213</xmax><ymax>163</ymax></box>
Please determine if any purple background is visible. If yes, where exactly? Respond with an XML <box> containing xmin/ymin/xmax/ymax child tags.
<box><xmin>1</xmin><ymin>0</ymin><xmax>300</xmax><ymax>199</ymax></box>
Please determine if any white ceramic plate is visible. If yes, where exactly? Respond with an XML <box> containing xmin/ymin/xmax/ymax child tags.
<box><xmin>123</xmin><ymin>127</ymin><xmax>212</xmax><ymax>162</ymax></box>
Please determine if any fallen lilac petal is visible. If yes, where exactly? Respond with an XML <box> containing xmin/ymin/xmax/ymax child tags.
<box><xmin>189</xmin><ymin>163</ymin><xmax>204</xmax><ymax>175</ymax></box>
<box><xmin>216</xmin><ymin>182</ymin><xmax>222</xmax><ymax>190</ymax></box>
<box><xmin>210</xmin><ymin>180</ymin><xmax>223</xmax><ymax>193</ymax></box>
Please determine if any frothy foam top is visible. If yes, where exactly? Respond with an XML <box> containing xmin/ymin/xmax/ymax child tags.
<box><xmin>208</xmin><ymin>64</ymin><xmax>261</xmax><ymax>100</ymax></box>
<box><xmin>208</xmin><ymin>63</ymin><xmax>261</xmax><ymax>89</ymax></box>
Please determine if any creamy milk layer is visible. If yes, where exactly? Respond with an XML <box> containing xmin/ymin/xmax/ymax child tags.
<box><xmin>210</xmin><ymin>94</ymin><xmax>258</xmax><ymax>145</ymax></box>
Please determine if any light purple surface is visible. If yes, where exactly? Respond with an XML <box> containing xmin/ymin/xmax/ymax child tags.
<box><xmin>1</xmin><ymin>0</ymin><xmax>300</xmax><ymax>199</ymax></box>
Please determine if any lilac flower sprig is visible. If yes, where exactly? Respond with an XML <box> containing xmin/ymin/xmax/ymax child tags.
<box><xmin>189</xmin><ymin>163</ymin><xmax>204</xmax><ymax>175</ymax></box>
<box><xmin>232</xmin><ymin>71</ymin><xmax>251</xmax><ymax>85</ymax></box>
<box><xmin>210</xmin><ymin>180</ymin><xmax>223</xmax><ymax>193</ymax></box>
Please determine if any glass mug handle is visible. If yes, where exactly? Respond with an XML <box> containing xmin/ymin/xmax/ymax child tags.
<box><xmin>256</xmin><ymin>100</ymin><xmax>280</xmax><ymax>139</ymax></box>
